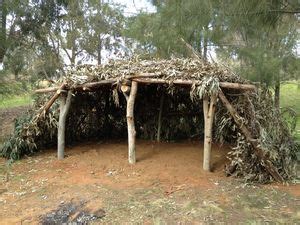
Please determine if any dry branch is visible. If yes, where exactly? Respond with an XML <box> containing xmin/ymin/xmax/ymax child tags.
<box><xmin>37</xmin><ymin>83</ymin><xmax>66</xmax><ymax>117</ymax></box>
<box><xmin>218</xmin><ymin>89</ymin><xmax>284</xmax><ymax>182</ymax></box>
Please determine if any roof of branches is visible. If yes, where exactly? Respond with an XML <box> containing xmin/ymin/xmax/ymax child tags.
<box><xmin>65</xmin><ymin>58</ymin><xmax>248</xmax><ymax>86</ymax></box>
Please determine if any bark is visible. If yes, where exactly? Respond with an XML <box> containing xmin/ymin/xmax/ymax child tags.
<box><xmin>125</xmin><ymin>81</ymin><xmax>138</xmax><ymax>164</ymax></box>
<box><xmin>58</xmin><ymin>90</ymin><xmax>73</xmax><ymax>160</ymax></box>
<box><xmin>203</xmin><ymin>94</ymin><xmax>217</xmax><ymax>171</ymax></box>
<box><xmin>157</xmin><ymin>94</ymin><xmax>165</xmax><ymax>142</ymax></box>
<box><xmin>218</xmin><ymin>89</ymin><xmax>284</xmax><ymax>182</ymax></box>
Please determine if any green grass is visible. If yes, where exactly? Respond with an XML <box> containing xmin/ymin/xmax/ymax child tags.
<box><xmin>280</xmin><ymin>82</ymin><xmax>300</xmax><ymax>141</ymax></box>
<box><xmin>0</xmin><ymin>94</ymin><xmax>33</xmax><ymax>109</ymax></box>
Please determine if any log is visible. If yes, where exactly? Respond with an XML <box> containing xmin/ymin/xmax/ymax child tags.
<box><xmin>125</xmin><ymin>81</ymin><xmax>138</xmax><ymax>164</ymax></box>
<box><xmin>132</xmin><ymin>78</ymin><xmax>257</xmax><ymax>91</ymax></box>
<box><xmin>34</xmin><ymin>86</ymin><xmax>61</xmax><ymax>94</ymax></box>
<box><xmin>157</xmin><ymin>94</ymin><xmax>165</xmax><ymax>142</ymax></box>
<box><xmin>203</xmin><ymin>94</ymin><xmax>217</xmax><ymax>171</ymax></box>
<box><xmin>218</xmin><ymin>89</ymin><xmax>284</xmax><ymax>182</ymax></box>
<box><xmin>34</xmin><ymin>79</ymin><xmax>256</xmax><ymax>93</ymax></box>
<box><xmin>58</xmin><ymin>90</ymin><xmax>73</xmax><ymax>160</ymax></box>
<box><xmin>75</xmin><ymin>79</ymin><xmax>116</xmax><ymax>90</ymax></box>
<box><xmin>219</xmin><ymin>82</ymin><xmax>257</xmax><ymax>91</ymax></box>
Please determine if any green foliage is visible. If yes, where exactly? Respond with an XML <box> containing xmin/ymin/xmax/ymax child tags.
<box><xmin>280</xmin><ymin>82</ymin><xmax>300</xmax><ymax>140</ymax></box>
<box><xmin>3</xmin><ymin>46</ymin><xmax>26</xmax><ymax>79</ymax></box>
<box><xmin>125</xmin><ymin>0</ymin><xmax>222</xmax><ymax>59</ymax></box>
<box><xmin>0</xmin><ymin>80</ymin><xmax>28</xmax><ymax>97</ymax></box>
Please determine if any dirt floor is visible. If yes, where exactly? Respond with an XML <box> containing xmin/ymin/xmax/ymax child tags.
<box><xmin>0</xmin><ymin>107</ymin><xmax>299</xmax><ymax>224</ymax></box>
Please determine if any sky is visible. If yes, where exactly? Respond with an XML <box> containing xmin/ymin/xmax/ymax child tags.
<box><xmin>111</xmin><ymin>0</ymin><xmax>156</xmax><ymax>16</ymax></box>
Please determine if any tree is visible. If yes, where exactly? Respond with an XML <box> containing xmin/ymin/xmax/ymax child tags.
<box><xmin>3</xmin><ymin>46</ymin><xmax>25</xmax><ymax>80</ymax></box>
<box><xmin>0</xmin><ymin>0</ymin><xmax>7</xmax><ymax>63</ymax></box>
<box><xmin>216</xmin><ymin>0</ymin><xmax>299</xmax><ymax>108</ymax></box>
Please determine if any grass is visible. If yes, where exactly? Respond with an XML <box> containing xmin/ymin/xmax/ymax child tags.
<box><xmin>280</xmin><ymin>82</ymin><xmax>300</xmax><ymax>141</ymax></box>
<box><xmin>0</xmin><ymin>94</ymin><xmax>33</xmax><ymax>109</ymax></box>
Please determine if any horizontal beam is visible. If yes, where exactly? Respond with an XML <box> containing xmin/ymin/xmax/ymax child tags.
<box><xmin>132</xmin><ymin>78</ymin><xmax>257</xmax><ymax>90</ymax></box>
<box><xmin>34</xmin><ymin>77</ymin><xmax>256</xmax><ymax>93</ymax></box>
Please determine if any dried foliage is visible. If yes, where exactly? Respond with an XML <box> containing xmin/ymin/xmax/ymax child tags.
<box><xmin>65</xmin><ymin>58</ymin><xmax>245</xmax><ymax>85</ymax></box>
<box><xmin>1</xmin><ymin>58</ymin><xmax>298</xmax><ymax>183</ymax></box>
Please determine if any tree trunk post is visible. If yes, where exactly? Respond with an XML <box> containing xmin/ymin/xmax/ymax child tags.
<box><xmin>203</xmin><ymin>94</ymin><xmax>217</xmax><ymax>171</ymax></box>
<box><xmin>58</xmin><ymin>90</ymin><xmax>73</xmax><ymax>160</ymax></box>
<box><xmin>157</xmin><ymin>94</ymin><xmax>165</xmax><ymax>142</ymax></box>
<box><xmin>124</xmin><ymin>81</ymin><xmax>138</xmax><ymax>164</ymax></box>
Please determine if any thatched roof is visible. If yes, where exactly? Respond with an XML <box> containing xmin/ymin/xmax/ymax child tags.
<box><xmin>65</xmin><ymin>58</ymin><xmax>247</xmax><ymax>86</ymax></box>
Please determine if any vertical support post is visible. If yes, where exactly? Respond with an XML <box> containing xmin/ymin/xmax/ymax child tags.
<box><xmin>203</xmin><ymin>94</ymin><xmax>217</xmax><ymax>171</ymax></box>
<box><xmin>124</xmin><ymin>81</ymin><xmax>138</xmax><ymax>164</ymax></box>
<box><xmin>58</xmin><ymin>90</ymin><xmax>73</xmax><ymax>160</ymax></box>
<box><xmin>157</xmin><ymin>94</ymin><xmax>165</xmax><ymax>142</ymax></box>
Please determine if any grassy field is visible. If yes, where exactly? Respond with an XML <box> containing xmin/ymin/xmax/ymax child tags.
<box><xmin>0</xmin><ymin>94</ymin><xmax>32</xmax><ymax>109</ymax></box>
<box><xmin>280</xmin><ymin>82</ymin><xmax>300</xmax><ymax>140</ymax></box>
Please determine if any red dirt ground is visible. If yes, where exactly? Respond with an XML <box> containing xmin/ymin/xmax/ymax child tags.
<box><xmin>0</xmin><ymin>140</ymin><xmax>299</xmax><ymax>224</ymax></box>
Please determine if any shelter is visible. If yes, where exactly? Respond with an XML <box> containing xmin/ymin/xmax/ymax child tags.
<box><xmin>1</xmin><ymin>58</ymin><xmax>298</xmax><ymax>183</ymax></box>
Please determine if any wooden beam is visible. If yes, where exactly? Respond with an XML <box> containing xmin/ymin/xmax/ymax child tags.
<box><xmin>34</xmin><ymin>86</ymin><xmax>61</xmax><ymax>94</ymax></box>
<box><xmin>34</xmin><ymin>78</ymin><xmax>256</xmax><ymax>93</ymax></box>
<box><xmin>203</xmin><ymin>94</ymin><xmax>217</xmax><ymax>171</ymax></box>
<box><xmin>75</xmin><ymin>79</ymin><xmax>116</xmax><ymax>90</ymax></box>
<box><xmin>58</xmin><ymin>90</ymin><xmax>73</xmax><ymax>160</ymax></box>
<box><xmin>125</xmin><ymin>73</ymin><xmax>163</xmax><ymax>79</ymax></box>
<box><xmin>37</xmin><ymin>83</ymin><xmax>66</xmax><ymax>117</ymax></box>
<box><xmin>124</xmin><ymin>81</ymin><xmax>138</xmax><ymax>164</ymax></box>
<box><xmin>219</xmin><ymin>82</ymin><xmax>257</xmax><ymax>91</ymax></box>
<box><xmin>218</xmin><ymin>89</ymin><xmax>284</xmax><ymax>182</ymax></box>
<box><xmin>132</xmin><ymin>78</ymin><xmax>256</xmax><ymax>91</ymax></box>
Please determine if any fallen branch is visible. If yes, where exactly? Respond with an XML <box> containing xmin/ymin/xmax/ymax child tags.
<box><xmin>218</xmin><ymin>89</ymin><xmax>284</xmax><ymax>183</ymax></box>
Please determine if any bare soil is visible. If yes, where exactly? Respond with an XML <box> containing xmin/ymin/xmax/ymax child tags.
<box><xmin>0</xmin><ymin>107</ymin><xmax>299</xmax><ymax>224</ymax></box>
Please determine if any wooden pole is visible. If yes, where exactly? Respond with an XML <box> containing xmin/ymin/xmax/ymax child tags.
<box><xmin>157</xmin><ymin>94</ymin><xmax>165</xmax><ymax>142</ymax></box>
<box><xmin>203</xmin><ymin>94</ymin><xmax>217</xmax><ymax>171</ymax></box>
<box><xmin>124</xmin><ymin>81</ymin><xmax>138</xmax><ymax>164</ymax></box>
<box><xmin>58</xmin><ymin>90</ymin><xmax>73</xmax><ymax>160</ymax></box>
<box><xmin>34</xmin><ymin>79</ymin><xmax>256</xmax><ymax>94</ymax></box>
<box><xmin>218</xmin><ymin>89</ymin><xmax>284</xmax><ymax>182</ymax></box>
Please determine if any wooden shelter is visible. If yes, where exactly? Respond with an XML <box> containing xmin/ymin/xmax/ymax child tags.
<box><xmin>33</xmin><ymin>58</ymin><xmax>285</xmax><ymax>182</ymax></box>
